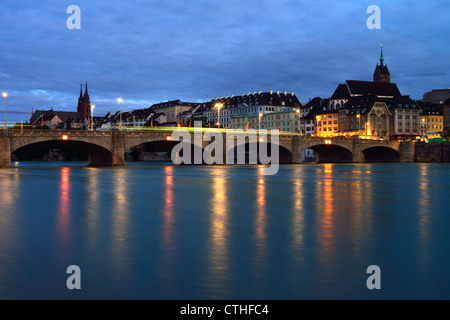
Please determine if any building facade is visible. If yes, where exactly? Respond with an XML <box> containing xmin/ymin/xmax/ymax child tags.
<box><xmin>205</xmin><ymin>90</ymin><xmax>300</xmax><ymax>128</ymax></box>
<box><xmin>387</xmin><ymin>96</ymin><xmax>421</xmax><ymax>139</ymax></box>
<box><xmin>149</xmin><ymin>100</ymin><xmax>198</xmax><ymax>126</ymax></box>
<box><xmin>314</xmin><ymin>111</ymin><xmax>339</xmax><ymax>137</ymax></box>
<box><xmin>418</xmin><ymin>102</ymin><xmax>444</xmax><ymax>139</ymax></box>
<box><xmin>340</xmin><ymin>95</ymin><xmax>391</xmax><ymax>139</ymax></box>
<box><xmin>443</xmin><ymin>99</ymin><xmax>450</xmax><ymax>131</ymax></box>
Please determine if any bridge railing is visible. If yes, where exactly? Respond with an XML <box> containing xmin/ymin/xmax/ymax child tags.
<box><xmin>297</xmin><ymin>136</ymin><xmax>393</xmax><ymax>143</ymax></box>
<box><xmin>8</xmin><ymin>129</ymin><xmax>113</xmax><ymax>137</ymax></box>
<box><xmin>5</xmin><ymin>129</ymin><xmax>399</xmax><ymax>144</ymax></box>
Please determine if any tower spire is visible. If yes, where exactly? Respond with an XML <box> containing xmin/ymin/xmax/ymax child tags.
<box><xmin>373</xmin><ymin>44</ymin><xmax>390</xmax><ymax>83</ymax></box>
<box><xmin>380</xmin><ymin>44</ymin><xmax>384</xmax><ymax>67</ymax></box>
<box><xmin>79</xmin><ymin>84</ymin><xmax>83</xmax><ymax>98</ymax></box>
<box><xmin>84</xmin><ymin>81</ymin><xmax>89</xmax><ymax>98</ymax></box>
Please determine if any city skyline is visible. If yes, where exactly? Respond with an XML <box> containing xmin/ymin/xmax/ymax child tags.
<box><xmin>1</xmin><ymin>0</ymin><xmax>449</xmax><ymax>122</ymax></box>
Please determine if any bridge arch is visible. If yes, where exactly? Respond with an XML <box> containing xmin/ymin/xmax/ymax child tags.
<box><xmin>362</xmin><ymin>146</ymin><xmax>400</xmax><ymax>162</ymax></box>
<box><xmin>125</xmin><ymin>133</ymin><xmax>207</xmax><ymax>164</ymax></box>
<box><xmin>12</xmin><ymin>139</ymin><xmax>114</xmax><ymax>166</ymax></box>
<box><xmin>309</xmin><ymin>144</ymin><xmax>353</xmax><ymax>163</ymax></box>
<box><xmin>230</xmin><ymin>141</ymin><xmax>293</xmax><ymax>164</ymax></box>
<box><xmin>299</xmin><ymin>140</ymin><xmax>353</xmax><ymax>163</ymax></box>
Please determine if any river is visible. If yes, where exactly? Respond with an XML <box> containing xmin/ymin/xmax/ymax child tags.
<box><xmin>0</xmin><ymin>161</ymin><xmax>449</xmax><ymax>299</ymax></box>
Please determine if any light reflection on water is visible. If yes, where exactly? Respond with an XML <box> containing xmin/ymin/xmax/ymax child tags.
<box><xmin>1</xmin><ymin>162</ymin><xmax>450</xmax><ymax>299</ymax></box>
<box><xmin>202</xmin><ymin>168</ymin><xmax>230</xmax><ymax>298</ymax></box>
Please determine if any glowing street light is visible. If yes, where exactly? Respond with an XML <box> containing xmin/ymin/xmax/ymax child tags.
<box><xmin>259</xmin><ymin>113</ymin><xmax>263</xmax><ymax>131</ymax></box>
<box><xmin>357</xmin><ymin>114</ymin><xmax>361</xmax><ymax>137</ymax></box>
<box><xmin>420</xmin><ymin>117</ymin><xmax>427</xmax><ymax>137</ymax></box>
<box><xmin>215</xmin><ymin>102</ymin><xmax>223</xmax><ymax>128</ymax></box>
<box><xmin>91</xmin><ymin>104</ymin><xmax>95</xmax><ymax>131</ymax></box>
<box><xmin>296</xmin><ymin>109</ymin><xmax>301</xmax><ymax>135</ymax></box>
<box><xmin>118</xmin><ymin>97</ymin><xmax>123</xmax><ymax>130</ymax></box>
<box><xmin>2</xmin><ymin>91</ymin><xmax>7</xmax><ymax>129</ymax></box>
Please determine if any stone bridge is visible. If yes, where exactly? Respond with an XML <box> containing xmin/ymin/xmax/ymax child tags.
<box><xmin>0</xmin><ymin>129</ymin><xmax>416</xmax><ymax>167</ymax></box>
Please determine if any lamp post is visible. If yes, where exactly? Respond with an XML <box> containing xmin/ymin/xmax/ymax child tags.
<box><xmin>215</xmin><ymin>102</ymin><xmax>223</xmax><ymax>128</ymax></box>
<box><xmin>421</xmin><ymin>117</ymin><xmax>426</xmax><ymax>138</ymax></box>
<box><xmin>91</xmin><ymin>104</ymin><xmax>95</xmax><ymax>131</ymax></box>
<box><xmin>118</xmin><ymin>97</ymin><xmax>123</xmax><ymax>130</ymax></box>
<box><xmin>296</xmin><ymin>109</ymin><xmax>301</xmax><ymax>135</ymax></box>
<box><xmin>366</xmin><ymin>122</ymin><xmax>369</xmax><ymax>139</ymax></box>
<box><xmin>2</xmin><ymin>91</ymin><xmax>7</xmax><ymax>129</ymax></box>
<box><xmin>357</xmin><ymin>114</ymin><xmax>361</xmax><ymax>137</ymax></box>
<box><xmin>259</xmin><ymin>113</ymin><xmax>263</xmax><ymax>131</ymax></box>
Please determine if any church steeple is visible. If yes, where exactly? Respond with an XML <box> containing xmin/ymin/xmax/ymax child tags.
<box><xmin>84</xmin><ymin>81</ymin><xmax>89</xmax><ymax>99</ymax></box>
<box><xmin>77</xmin><ymin>81</ymin><xmax>92</xmax><ymax>121</ymax></box>
<box><xmin>373</xmin><ymin>44</ymin><xmax>390</xmax><ymax>83</ymax></box>
<box><xmin>380</xmin><ymin>44</ymin><xmax>384</xmax><ymax>67</ymax></box>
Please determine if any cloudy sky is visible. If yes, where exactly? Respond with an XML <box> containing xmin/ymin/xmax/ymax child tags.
<box><xmin>1</xmin><ymin>0</ymin><xmax>449</xmax><ymax>123</ymax></box>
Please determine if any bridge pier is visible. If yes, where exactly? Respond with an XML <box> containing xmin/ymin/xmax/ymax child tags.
<box><xmin>0</xmin><ymin>130</ymin><xmax>11</xmax><ymax>168</ymax></box>
<box><xmin>399</xmin><ymin>141</ymin><xmax>416</xmax><ymax>163</ymax></box>
<box><xmin>292</xmin><ymin>137</ymin><xmax>303</xmax><ymax>164</ymax></box>
<box><xmin>111</xmin><ymin>131</ymin><xmax>126</xmax><ymax>166</ymax></box>
<box><xmin>351</xmin><ymin>139</ymin><xmax>365</xmax><ymax>163</ymax></box>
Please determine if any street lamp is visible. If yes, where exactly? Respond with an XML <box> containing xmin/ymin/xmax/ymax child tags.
<box><xmin>215</xmin><ymin>102</ymin><xmax>223</xmax><ymax>128</ymax></box>
<box><xmin>91</xmin><ymin>104</ymin><xmax>95</xmax><ymax>131</ymax></box>
<box><xmin>357</xmin><ymin>114</ymin><xmax>361</xmax><ymax>137</ymax></box>
<box><xmin>259</xmin><ymin>113</ymin><xmax>263</xmax><ymax>131</ymax></box>
<box><xmin>296</xmin><ymin>109</ymin><xmax>301</xmax><ymax>135</ymax></box>
<box><xmin>2</xmin><ymin>91</ymin><xmax>7</xmax><ymax>129</ymax></box>
<box><xmin>118</xmin><ymin>97</ymin><xmax>123</xmax><ymax>130</ymax></box>
<box><xmin>366</xmin><ymin>122</ymin><xmax>369</xmax><ymax>139</ymax></box>
<box><xmin>421</xmin><ymin>117</ymin><xmax>426</xmax><ymax>137</ymax></box>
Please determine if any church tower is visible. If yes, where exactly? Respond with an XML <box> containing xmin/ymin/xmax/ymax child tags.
<box><xmin>77</xmin><ymin>82</ymin><xmax>91</xmax><ymax>120</ymax></box>
<box><xmin>373</xmin><ymin>44</ymin><xmax>390</xmax><ymax>83</ymax></box>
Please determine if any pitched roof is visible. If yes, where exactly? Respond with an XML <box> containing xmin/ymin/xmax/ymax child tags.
<box><xmin>30</xmin><ymin>109</ymin><xmax>79</xmax><ymax>124</ymax></box>
<box><xmin>302</xmin><ymin>97</ymin><xmax>329</xmax><ymax>109</ymax></box>
<box><xmin>341</xmin><ymin>94</ymin><xmax>390</xmax><ymax>115</ymax></box>
<box><xmin>299</xmin><ymin>97</ymin><xmax>328</xmax><ymax>119</ymax></box>
<box><xmin>341</xmin><ymin>95</ymin><xmax>418</xmax><ymax>113</ymax></box>
<box><xmin>385</xmin><ymin>95</ymin><xmax>420</xmax><ymax>110</ymax></box>
<box><xmin>416</xmin><ymin>101</ymin><xmax>443</xmax><ymax>116</ymax></box>
<box><xmin>345</xmin><ymin>80</ymin><xmax>401</xmax><ymax>98</ymax></box>
<box><xmin>330</xmin><ymin>84</ymin><xmax>351</xmax><ymax>100</ymax></box>
<box><xmin>330</xmin><ymin>80</ymin><xmax>401</xmax><ymax>100</ymax></box>
<box><xmin>210</xmin><ymin>91</ymin><xmax>301</xmax><ymax>109</ymax></box>
<box><xmin>150</xmin><ymin>100</ymin><xmax>200</xmax><ymax>110</ymax></box>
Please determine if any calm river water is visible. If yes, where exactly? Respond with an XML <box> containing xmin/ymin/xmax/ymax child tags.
<box><xmin>0</xmin><ymin>162</ymin><xmax>450</xmax><ymax>299</ymax></box>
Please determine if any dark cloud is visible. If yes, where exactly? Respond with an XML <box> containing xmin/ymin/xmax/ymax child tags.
<box><xmin>1</xmin><ymin>0</ymin><xmax>449</xmax><ymax>123</ymax></box>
